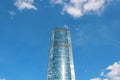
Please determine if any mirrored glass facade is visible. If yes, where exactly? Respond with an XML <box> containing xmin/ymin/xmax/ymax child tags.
<box><xmin>47</xmin><ymin>28</ymin><xmax>76</xmax><ymax>80</ymax></box>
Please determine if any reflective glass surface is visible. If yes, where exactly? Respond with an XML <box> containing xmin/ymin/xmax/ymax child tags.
<box><xmin>47</xmin><ymin>28</ymin><xmax>75</xmax><ymax>80</ymax></box>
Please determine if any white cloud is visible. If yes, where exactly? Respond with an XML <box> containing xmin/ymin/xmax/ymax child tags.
<box><xmin>84</xmin><ymin>0</ymin><xmax>105</xmax><ymax>12</ymax></box>
<box><xmin>63</xmin><ymin>5</ymin><xmax>83</xmax><ymax>18</ymax></box>
<box><xmin>90</xmin><ymin>78</ymin><xmax>101</xmax><ymax>80</ymax></box>
<box><xmin>51</xmin><ymin>0</ymin><xmax>112</xmax><ymax>18</ymax></box>
<box><xmin>90</xmin><ymin>61</ymin><xmax>120</xmax><ymax>80</ymax></box>
<box><xmin>9</xmin><ymin>10</ymin><xmax>16</xmax><ymax>19</ymax></box>
<box><xmin>9</xmin><ymin>10</ymin><xmax>16</xmax><ymax>16</ymax></box>
<box><xmin>103</xmin><ymin>79</ymin><xmax>108</xmax><ymax>80</ymax></box>
<box><xmin>0</xmin><ymin>78</ymin><xmax>6</xmax><ymax>80</ymax></box>
<box><xmin>50</xmin><ymin>0</ymin><xmax>64</xmax><ymax>4</ymax></box>
<box><xmin>14</xmin><ymin>0</ymin><xmax>37</xmax><ymax>10</ymax></box>
<box><xmin>106</xmin><ymin>61</ymin><xmax>120</xmax><ymax>80</ymax></box>
<box><xmin>100</xmin><ymin>72</ymin><xmax>105</xmax><ymax>76</ymax></box>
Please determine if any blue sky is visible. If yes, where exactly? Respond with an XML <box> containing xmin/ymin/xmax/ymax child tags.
<box><xmin>0</xmin><ymin>0</ymin><xmax>120</xmax><ymax>80</ymax></box>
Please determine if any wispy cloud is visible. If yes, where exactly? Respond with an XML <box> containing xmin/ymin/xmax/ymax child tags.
<box><xmin>14</xmin><ymin>0</ymin><xmax>37</xmax><ymax>11</ymax></box>
<box><xmin>90</xmin><ymin>61</ymin><xmax>120</xmax><ymax>80</ymax></box>
<box><xmin>0</xmin><ymin>78</ymin><xmax>6</xmax><ymax>80</ymax></box>
<box><xmin>9</xmin><ymin>10</ymin><xmax>16</xmax><ymax>16</ymax></box>
<box><xmin>90</xmin><ymin>78</ymin><xmax>101</xmax><ymax>80</ymax></box>
<box><xmin>51</xmin><ymin>0</ymin><xmax>112</xmax><ymax>18</ymax></box>
<box><xmin>8</xmin><ymin>10</ymin><xmax>16</xmax><ymax>19</ymax></box>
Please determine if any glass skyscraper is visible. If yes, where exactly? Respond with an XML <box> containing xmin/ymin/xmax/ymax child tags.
<box><xmin>47</xmin><ymin>28</ymin><xmax>76</xmax><ymax>80</ymax></box>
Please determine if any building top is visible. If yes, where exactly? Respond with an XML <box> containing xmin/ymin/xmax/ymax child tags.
<box><xmin>54</xmin><ymin>27</ymin><xmax>69</xmax><ymax>32</ymax></box>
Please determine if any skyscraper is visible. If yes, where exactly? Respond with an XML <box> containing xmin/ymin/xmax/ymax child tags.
<box><xmin>47</xmin><ymin>28</ymin><xmax>76</xmax><ymax>80</ymax></box>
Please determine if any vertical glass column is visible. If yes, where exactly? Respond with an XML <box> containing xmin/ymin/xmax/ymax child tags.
<box><xmin>47</xmin><ymin>28</ymin><xmax>76</xmax><ymax>80</ymax></box>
